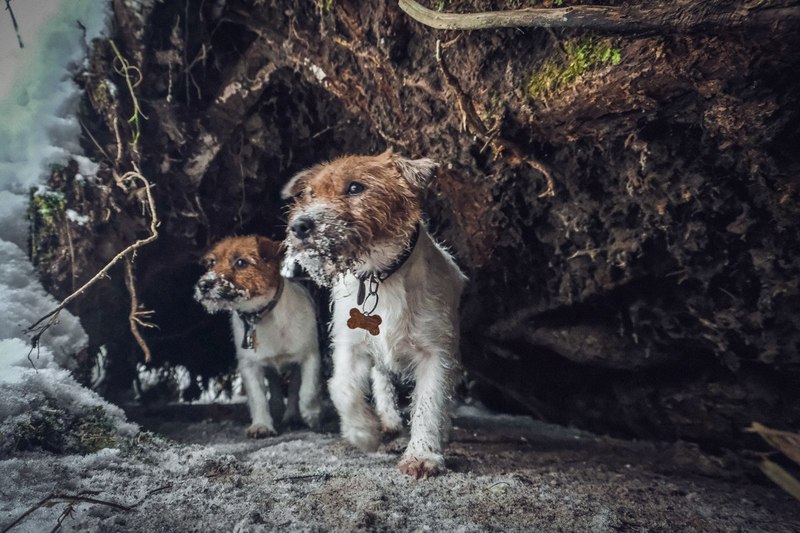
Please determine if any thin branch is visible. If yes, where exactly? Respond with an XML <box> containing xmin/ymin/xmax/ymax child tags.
<box><xmin>125</xmin><ymin>258</ymin><xmax>156</xmax><ymax>363</ymax></box>
<box><xmin>26</xmin><ymin>42</ymin><xmax>160</xmax><ymax>354</ymax></box>
<box><xmin>26</xmin><ymin>167</ymin><xmax>159</xmax><ymax>351</ymax></box>
<box><xmin>4</xmin><ymin>0</ymin><xmax>24</xmax><ymax>48</ymax></box>
<box><xmin>398</xmin><ymin>0</ymin><xmax>800</xmax><ymax>33</ymax></box>
<box><xmin>273</xmin><ymin>472</ymin><xmax>331</xmax><ymax>482</ymax></box>
<box><xmin>2</xmin><ymin>485</ymin><xmax>172</xmax><ymax>533</ymax></box>
<box><xmin>1</xmin><ymin>493</ymin><xmax>132</xmax><ymax>533</ymax></box>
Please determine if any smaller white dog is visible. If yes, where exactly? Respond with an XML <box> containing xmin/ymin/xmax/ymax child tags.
<box><xmin>195</xmin><ymin>235</ymin><xmax>321</xmax><ymax>437</ymax></box>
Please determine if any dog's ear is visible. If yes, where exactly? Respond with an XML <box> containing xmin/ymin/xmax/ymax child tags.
<box><xmin>393</xmin><ymin>155</ymin><xmax>438</xmax><ymax>190</ymax></box>
<box><xmin>281</xmin><ymin>165</ymin><xmax>319</xmax><ymax>200</ymax></box>
<box><xmin>256</xmin><ymin>236</ymin><xmax>284</xmax><ymax>262</ymax></box>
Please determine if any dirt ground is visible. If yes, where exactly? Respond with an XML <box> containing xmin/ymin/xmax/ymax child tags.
<box><xmin>3</xmin><ymin>403</ymin><xmax>798</xmax><ymax>532</ymax></box>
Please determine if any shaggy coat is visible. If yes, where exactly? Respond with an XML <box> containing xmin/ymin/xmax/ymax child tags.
<box><xmin>283</xmin><ymin>150</ymin><xmax>466</xmax><ymax>478</ymax></box>
<box><xmin>195</xmin><ymin>235</ymin><xmax>321</xmax><ymax>437</ymax></box>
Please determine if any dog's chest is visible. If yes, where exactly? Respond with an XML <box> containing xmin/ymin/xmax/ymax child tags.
<box><xmin>335</xmin><ymin>274</ymin><xmax>432</xmax><ymax>369</ymax></box>
<box><xmin>232</xmin><ymin>286</ymin><xmax>315</xmax><ymax>367</ymax></box>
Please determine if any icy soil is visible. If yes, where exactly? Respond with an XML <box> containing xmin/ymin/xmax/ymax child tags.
<box><xmin>1</xmin><ymin>404</ymin><xmax>798</xmax><ymax>532</ymax></box>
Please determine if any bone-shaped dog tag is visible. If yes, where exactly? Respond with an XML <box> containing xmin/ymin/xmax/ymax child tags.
<box><xmin>347</xmin><ymin>308</ymin><xmax>382</xmax><ymax>336</ymax></box>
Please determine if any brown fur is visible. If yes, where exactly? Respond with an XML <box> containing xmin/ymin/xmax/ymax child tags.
<box><xmin>201</xmin><ymin>235</ymin><xmax>284</xmax><ymax>298</ymax></box>
<box><xmin>285</xmin><ymin>150</ymin><xmax>423</xmax><ymax>251</ymax></box>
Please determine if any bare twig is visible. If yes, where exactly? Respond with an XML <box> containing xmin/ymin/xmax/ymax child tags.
<box><xmin>124</xmin><ymin>258</ymin><xmax>157</xmax><ymax>363</ymax></box>
<box><xmin>26</xmin><ymin>42</ymin><xmax>160</xmax><ymax>355</ymax></box>
<box><xmin>26</xmin><ymin>167</ymin><xmax>158</xmax><ymax>351</ymax></box>
<box><xmin>747</xmin><ymin>422</ymin><xmax>800</xmax><ymax>465</ymax></box>
<box><xmin>759</xmin><ymin>458</ymin><xmax>800</xmax><ymax>502</ymax></box>
<box><xmin>78</xmin><ymin>119</ymin><xmax>113</xmax><ymax>164</ymax></box>
<box><xmin>64</xmin><ymin>222</ymin><xmax>77</xmax><ymax>292</ymax></box>
<box><xmin>1</xmin><ymin>492</ymin><xmax>133</xmax><ymax>533</ymax></box>
<box><xmin>398</xmin><ymin>0</ymin><xmax>800</xmax><ymax>33</ymax></box>
<box><xmin>274</xmin><ymin>472</ymin><xmax>331</xmax><ymax>482</ymax></box>
<box><xmin>4</xmin><ymin>0</ymin><xmax>24</xmax><ymax>48</ymax></box>
<box><xmin>2</xmin><ymin>484</ymin><xmax>173</xmax><ymax>533</ymax></box>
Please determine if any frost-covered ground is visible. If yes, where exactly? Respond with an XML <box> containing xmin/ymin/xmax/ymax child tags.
<box><xmin>1</xmin><ymin>403</ymin><xmax>799</xmax><ymax>532</ymax></box>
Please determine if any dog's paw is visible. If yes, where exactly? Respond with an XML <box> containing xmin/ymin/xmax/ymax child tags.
<box><xmin>380</xmin><ymin>423</ymin><xmax>402</xmax><ymax>442</ymax></box>
<box><xmin>245</xmin><ymin>423</ymin><xmax>276</xmax><ymax>439</ymax></box>
<box><xmin>281</xmin><ymin>411</ymin><xmax>304</xmax><ymax>430</ymax></box>
<box><xmin>398</xmin><ymin>454</ymin><xmax>444</xmax><ymax>479</ymax></box>
<box><xmin>301</xmin><ymin>412</ymin><xmax>321</xmax><ymax>432</ymax></box>
<box><xmin>343</xmin><ymin>425</ymin><xmax>380</xmax><ymax>452</ymax></box>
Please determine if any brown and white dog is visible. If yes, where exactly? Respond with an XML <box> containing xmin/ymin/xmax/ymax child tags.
<box><xmin>194</xmin><ymin>235</ymin><xmax>321</xmax><ymax>437</ymax></box>
<box><xmin>282</xmin><ymin>150</ymin><xmax>466</xmax><ymax>478</ymax></box>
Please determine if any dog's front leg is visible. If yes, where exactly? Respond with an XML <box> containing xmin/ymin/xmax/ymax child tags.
<box><xmin>329</xmin><ymin>345</ymin><xmax>381</xmax><ymax>452</ymax></box>
<box><xmin>298</xmin><ymin>353</ymin><xmax>321</xmax><ymax>430</ymax></box>
<box><xmin>282</xmin><ymin>365</ymin><xmax>302</xmax><ymax>427</ymax></box>
<box><xmin>265</xmin><ymin>366</ymin><xmax>286</xmax><ymax>424</ymax></box>
<box><xmin>398</xmin><ymin>351</ymin><xmax>454</xmax><ymax>479</ymax></box>
<box><xmin>371</xmin><ymin>366</ymin><xmax>402</xmax><ymax>437</ymax></box>
<box><xmin>240</xmin><ymin>361</ymin><xmax>276</xmax><ymax>438</ymax></box>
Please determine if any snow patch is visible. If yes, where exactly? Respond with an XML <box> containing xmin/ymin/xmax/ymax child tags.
<box><xmin>65</xmin><ymin>208</ymin><xmax>89</xmax><ymax>225</ymax></box>
<box><xmin>0</xmin><ymin>0</ymin><xmax>138</xmax><ymax>468</ymax></box>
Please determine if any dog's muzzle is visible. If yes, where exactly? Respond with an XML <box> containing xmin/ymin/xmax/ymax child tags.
<box><xmin>194</xmin><ymin>274</ymin><xmax>243</xmax><ymax>308</ymax></box>
<box><xmin>290</xmin><ymin>215</ymin><xmax>315</xmax><ymax>241</ymax></box>
<box><xmin>196</xmin><ymin>278</ymin><xmax>214</xmax><ymax>294</ymax></box>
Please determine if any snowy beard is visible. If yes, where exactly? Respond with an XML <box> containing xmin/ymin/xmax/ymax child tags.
<box><xmin>194</xmin><ymin>272</ymin><xmax>251</xmax><ymax>313</ymax></box>
<box><xmin>284</xmin><ymin>217</ymin><xmax>364</xmax><ymax>288</ymax></box>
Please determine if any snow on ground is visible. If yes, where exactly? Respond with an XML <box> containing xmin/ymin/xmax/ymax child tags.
<box><xmin>1</xmin><ymin>405</ymin><xmax>798</xmax><ymax>532</ymax></box>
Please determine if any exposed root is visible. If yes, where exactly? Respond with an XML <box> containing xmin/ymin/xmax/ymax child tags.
<box><xmin>399</xmin><ymin>0</ymin><xmax>800</xmax><ymax>33</ymax></box>
<box><xmin>26</xmin><ymin>42</ymin><xmax>159</xmax><ymax>358</ymax></box>
<box><xmin>26</xmin><ymin>166</ymin><xmax>159</xmax><ymax>357</ymax></box>
<box><xmin>110</xmin><ymin>40</ymin><xmax>147</xmax><ymax>159</ymax></box>
<box><xmin>124</xmin><ymin>258</ymin><xmax>157</xmax><ymax>363</ymax></box>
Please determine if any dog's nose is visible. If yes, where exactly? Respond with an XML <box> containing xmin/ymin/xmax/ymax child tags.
<box><xmin>197</xmin><ymin>278</ymin><xmax>213</xmax><ymax>293</ymax></box>
<box><xmin>290</xmin><ymin>216</ymin><xmax>315</xmax><ymax>240</ymax></box>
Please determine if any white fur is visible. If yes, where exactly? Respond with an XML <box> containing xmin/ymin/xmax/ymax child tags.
<box><xmin>327</xmin><ymin>227</ymin><xmax>466</xmax><ymax>473</ymax></box>
<box><xmin>229</xmin><ymin>280</ymin><xmax>322</xmax><ymax>435</ymax></box>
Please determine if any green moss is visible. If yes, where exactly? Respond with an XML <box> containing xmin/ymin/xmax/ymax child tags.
<box><xmin>6</xmin><ymin>403</ymin><xmax>118</xmax><ymax>456</ymax></box>
<box><xmin>29</xmin><ymin>188</ymin><xmax>66</xmax><ymax>225</ymax></box>
<box><xmin>28</xmin><ymin>187</ymin><xmax>67</xmax><ymax>265</ymax></box>
<box><xmin>316</xmin><ymin>0</ymin><xmax>334</xmax><ymax>13</ymax></box>
<box><xmin>76</xmin><ymin>406</ymin><xmax>119</xmax><ymax>453</ymax></box>
<box><xmin>527</xmin><ymin>37</ymin><xmax>622</xmax><ymax>101</ymax></box>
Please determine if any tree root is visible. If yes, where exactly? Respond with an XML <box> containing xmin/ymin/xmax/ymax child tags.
<box><xmin>399</xmin><ymin>0</ymin><xmax>800</xmax><ymax>33</ymax></box>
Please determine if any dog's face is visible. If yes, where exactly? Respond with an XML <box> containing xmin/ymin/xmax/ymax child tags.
<box><xmin>282</xmin><ymin>150</ymin><xmax>436</xmax><ymax>285</ymax></box>
<box><xmin>194</xmin><ymin>236</ymin><xmax>284</xmax><ymax>313</ymax></box>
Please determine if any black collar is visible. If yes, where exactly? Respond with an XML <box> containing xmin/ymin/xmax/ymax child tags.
<box><xmin>237</xmin><ymin>277</ymin><xmax>284</xmax><ymax>350</ymax></box>
<box><xmin>357</xmin><ymin>225</ymin><xmax>421</xmax><ymax>283</ymax></box>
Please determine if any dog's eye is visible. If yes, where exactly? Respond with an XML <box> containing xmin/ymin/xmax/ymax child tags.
<box><xmin>203</xmin><ymin>258</ymin><xmax>216</xmax><ymax>269</ymax></box>
<box><xmin>233</xmin><ymin>258</ymin><xmax>249</xmax><ymax>269</ymax></box>
<box><xmin>345</xmin><ymin>182</ymin><xmax>365</xmax><ymax>196</ymax></box>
